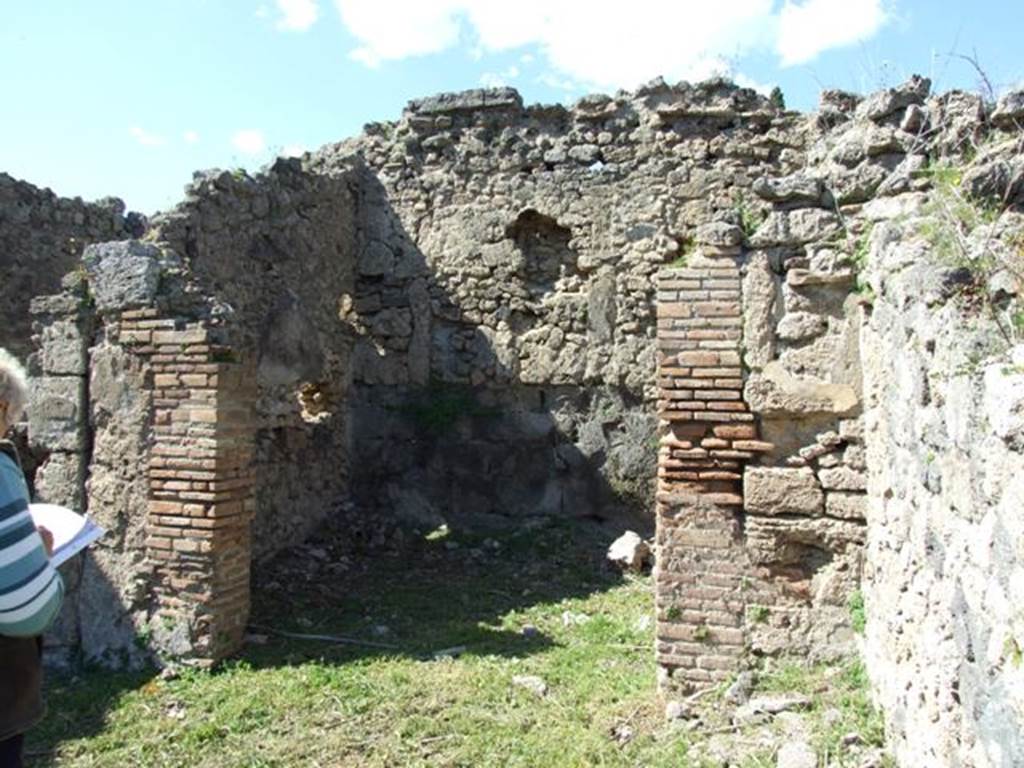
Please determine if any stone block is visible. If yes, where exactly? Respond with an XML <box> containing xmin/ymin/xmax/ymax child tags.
<box><xmin>29</xmin><ymin>293</ymin><xmax>82</xmax><ymax>317</ymax></box>
<box><xmin>838</xmin><ymin>418</ymin><xmax>863</xmax><ymax>442</ymax></box>
<box><xmin>358</xmin><ymin>241</ymin><xmax>396</xmax><ymax>276</ymax></box>
<box><xmin>776</xmin><ymin>311</ymin><xmax>827</xmax><ymax>341</ymax></box>
<box><xmin>696</xmin><ymin>221</ymin><xmax>743</xmax><ymax>248</ymax></box>
<box><xmin>407</xmin><ymin>87</ymin><xmax>522</xmax><ymax>115</ymax></box>
<box><xmin>741</xmin><ymin>252</ymin><xmax>777</xmax><ymax>370</ymax></box>
<box><xmin>818</xmin><ymin>467</ymin><xmax>867</xmax><ymax>491</ymax></box>
<box><xmin>992</xmin><ymin>89</ymin><xmax>1024</xmax><ymax>127</ymax></box>
<box><xmin>749</xmin><ymin>210</ymin><xmax>842</xmax><ymax>248</ymax></box>
<box><xmin>752</xmin><ymin>173</ymin><xmax>823</xmax><ymax>204</ymax></box>
<box><xmin>744</xmin><ymin>467</ymin><xmax>823</xmax><ymax>516</ymax></box>
<box><xmin>786</xmin><ymin>268</ymin><xmax>855</xmax><ymax>287</ymax></box>
<box><xmin>29</xmin><ymin>376</ymin><xmax>85</xmax><ymax>452</ymax></box>
<box><xmin>825</xmin><ymin>492</ymin><xmax>867</xmax><ymax>520</ymax></box>
<box><xmin>854</xmin><ymin>75</ymin><xmax>930</xmax><ymax>121</ymax></box>
<box><xmin>744</xmin><ymin>362</ymin><xmax>859</xmax><ymax>417</ymax></box>
<box><xmin>34</xmin><ymin>318</ymin><xmax>88</xmax><ymax>375</ymax></box>
<box><xmin>82</xmin><ymin>240</ymin><xmax>165</xmax><ymax>313</ymax></box>
<box><xmin>34</xmin><ymin>452</ymin><xmax>85</xmax><ymax>509</ymax></box>
<box><xmin>983</xmin><ymin>361</ymin><xmax>1024</xmax><ymax>445</ymax></box>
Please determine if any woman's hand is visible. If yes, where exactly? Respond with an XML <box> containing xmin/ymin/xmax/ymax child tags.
<box><xmin>37</xmin><ymin>525</ymin><xmax>54</xmax><ymax>558</ymax></box>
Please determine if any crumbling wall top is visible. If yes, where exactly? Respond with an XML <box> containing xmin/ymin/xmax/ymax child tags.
<box><xmin>406</xmin><ymin>86</ymin><xmax>524</xmax><ymax>116</ymax></box>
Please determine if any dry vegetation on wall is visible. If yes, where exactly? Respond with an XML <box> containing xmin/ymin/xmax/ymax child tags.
<box><xmin>915</xmin><ymin>144</ymin><xmax>1024</xmax><ymax>349</ymax></box>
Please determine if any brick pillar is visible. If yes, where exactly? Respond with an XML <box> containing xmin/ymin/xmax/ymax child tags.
<box><xmin>120</xmin><ymin>309</ymin><xmax>256</xmax><ymax>661</ymax></box>
<box><xmin>654</xmin><ymin>261</ymin><xmax>771</xmax><ymax>693</ymax></box>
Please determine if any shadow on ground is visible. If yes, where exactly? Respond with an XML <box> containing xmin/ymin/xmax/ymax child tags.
<box><xmin>26</xmin><ymin>515</ymin><xmax>649</xmax><ymax>766</ymax></box>
<box><xmin>245</xmin><ymin>514</ymin><xmax>638</xmax><ymax>665</ymax></box>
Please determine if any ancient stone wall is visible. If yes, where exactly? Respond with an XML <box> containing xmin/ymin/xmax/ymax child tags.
<box><xmin>0</xmin><ymin>173</ymin><xmax>141</xmax><ymax>360</ymax></box>
<box><xmin>316</xmin><ymin>82</ymin><xmax>797</xmax><ymax>532</ymax></box>
<box><xmin>148</xmin><ymin>160</ymin><xmax>359</xmax><ymax>561</ymax></box>
<box><xmin>4</xmin><ymin>76</ymin><xmax>1024</xmax><ymax>764</ymax></box>
<box><xmin>25</xmin><ymin>155</ymin><xmax>360</xmax><ymax>662</ymax></box>
<box><xmin>652</xmin><ymin>78</ymin><xmax>1022</xmax><ymax>715</ymax></box>
<box><xmin>860</xmin><ymin>181</ymin><xmax>1024</xmax><ymax>762</ymax></box>
<box><xmin>29</xmin><ymin>240</ymin><xmax>259</xmax><ymax>664</ymax></box>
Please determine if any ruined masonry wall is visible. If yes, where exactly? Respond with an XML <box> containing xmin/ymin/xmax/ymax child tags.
<box><xmin>6</xmin><ymin>78</ymin><xmax>1024</xmax><ymax>765</ymax></box>
<box><xmin>317</xmin><ymin>82</ymin><xmax>797</xmax><ymax>533</ymax></box>
<box><xmin>29</xmin><ymin>241</ymin><xmax>257</xmax><ymax>665</ymax></box>
<box><xmin>149</xmin><ymin>161</ymin><xmax>358</xmax><ymax>562</ymax></box>
<box><xmin>861</xmin><ymin>221</ymin><xmax>1024</xmax><ymax>768</ymax></box>
<box><xmin>0</xmin><ymin>173</ymin><xmax>140</xmax><ymax>360</ymax></box>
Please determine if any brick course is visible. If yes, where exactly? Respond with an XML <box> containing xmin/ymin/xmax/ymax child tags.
<box><xmin>119</xmin><ymin>316</ymin><xmax>257</xmax><ymax>661</ymax></box>
<box><xmin>654</xmin><ymin>260</ymin><xmax>771</xmax><ymax>691</ymax></box>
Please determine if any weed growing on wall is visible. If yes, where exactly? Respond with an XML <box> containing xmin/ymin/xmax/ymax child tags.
<box><xmin>848</xmin><ymin>590</ymin><xmax>866</xmax><ymax>634</ymax></box>
<box><xmin>916</xmin><ymin>148</ymin><xmax>1024</xmax><ymax>349</ymax></box>
<box><xmin>397</xmin><ymin>380</ymin><xmax>500</xmax><ymax>435</ymax></box>
<box><xmin>733</xmin><ymin>192</ymin><xmax>765</xmax><ymax>241</ymax></box>
<box><xmin>850</xmin><ymin>225</ymin><xmax>876</xmax><ymax>299</ymax></box>
<box><xmin>748</xmin><ymin>604</ymin><xmax>769</xmax><ymax>623</ymax></box>
<box><xmin>1003</xmin><ymin>635</ymin><xmax>1023</xmax><ymax>669</ymax></box>
<box><xmin>666</xmin><ymin>235</ymin><xmax>695</xmax><ymax>268</ymax></box>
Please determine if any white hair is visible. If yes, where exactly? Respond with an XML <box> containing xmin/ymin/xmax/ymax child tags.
<box><xmin>0</xmin><ymin>348</ymin><xmax>29</xmax><ymax>425</ymax></box>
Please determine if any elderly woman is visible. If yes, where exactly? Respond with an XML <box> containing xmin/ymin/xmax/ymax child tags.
<box><xmin>0</xmin><ymin>348</ymin><xmax>63</xmax><ymax>768</ymax></box>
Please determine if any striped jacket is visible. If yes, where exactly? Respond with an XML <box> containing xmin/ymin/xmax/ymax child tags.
<box><xmin>0</xmin><ymin>445</ymin><xmax>63</xmax><ymax>637</ymax></box>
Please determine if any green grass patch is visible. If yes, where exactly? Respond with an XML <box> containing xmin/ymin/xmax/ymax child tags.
<box><xmin>28</xmin><ymin>520</ymin><xmax>890</xmax><ymax>767</ymax></box>
<box><xmin>27</xmin><ymin>520</ymin><xmax>693</xmax><ymax>768</ymax></box>
<box><xmin>753</xmin><ymin>657</ymin><xmax>890</xmax><ymax>767</ymax></box>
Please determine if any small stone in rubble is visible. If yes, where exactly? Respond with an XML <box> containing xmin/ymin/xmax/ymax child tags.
<box><xmin>512</xmin><ymin>675</ymin><xmax>548</xmax><ymax>697</ymax></box>
<box><xmin>606</xmin><ymin>531</ymin><xmax>651</xmax><ymax>571</ymax></box>
<box><xmin>724</xmin><ymin>671</ymin><xmax>756</xmax><ymax>704</ymax></box>
<box><xmin>776</xmin><ymin>741</ymin><xmax>817</xmax><ymax>768</ymax></box>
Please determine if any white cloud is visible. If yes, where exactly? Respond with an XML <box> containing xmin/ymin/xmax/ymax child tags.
<box><xmin>535</xmin><ymin>72</ymin><xmax>581</xmax><ymax>93</ymax></box>
<box><xmin>276</xmin><ymin>0</ymin><xmax>319</xmax><ymax>31</ymax></box>
<box><xmin>331</xmin><ymin>0</ymin><xmax>891</xmax><ymax>88</ymax></box>
<box><xmin>232</xmin><ymin>129</ymin><xmax>267</xmax><ymax>155</ymax></box>
<box><xmin>776</xmin><ymin>0</ymin><xmax>887</xmax><ymax>66</ymax></box>
<box><xmin>129</xmin><ymin>126</ymin><xmax>166</xmax><ymax>147</ymax></box>
<box><xmin>479</xmin><ymin>65</ymin><xmax>519</xmax><ymax>88</ymax></box>
<box><xmin>183</xmin><ymin>130</ymin><xmax>200</xmax><ymax>144</ymax></box>
<box><xmin>336</xmin><ymin>0</ymin><xmax>463</xmax><ymax>67</ymax></box>
<box><xmin>282</xmin><ymin>144</ymin><xmax>307</xmax><ymax>157</ymax></box>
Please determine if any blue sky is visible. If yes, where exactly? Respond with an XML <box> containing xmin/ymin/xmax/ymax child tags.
<box><xmin>1</xmin><ymin>0</ymin><xmax>1020</xmax><ymax>215</ymax></box>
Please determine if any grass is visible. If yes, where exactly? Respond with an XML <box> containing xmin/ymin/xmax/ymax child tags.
<box><xmin>26</xmin><ymin>520</ymin><xmax>889</xmax><ymax>767</ymax></box>
<box><xmin>848</xmin><ymin>590</ymin><xmax>866</xmax><ymax>634</ymax></box>
<box><xmin>733</xmin><ymin>193</ymin><xmax>765</xmax><ymax>241</ymax></box>
<box><xmin>913</xmin><ymin>155</ymin><xmax>1024</xmax><ymax>348</ymax></box>
<box><xmin>756</xmin><ymin>658</ymin><xmax>890</xmax><ymax>767</ymax></box>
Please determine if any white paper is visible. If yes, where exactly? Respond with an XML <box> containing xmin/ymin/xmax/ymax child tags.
<box><xmin>28</xmin><ymin>503</ymin><xmax>106</xmax><ymax>567</ymax></box>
